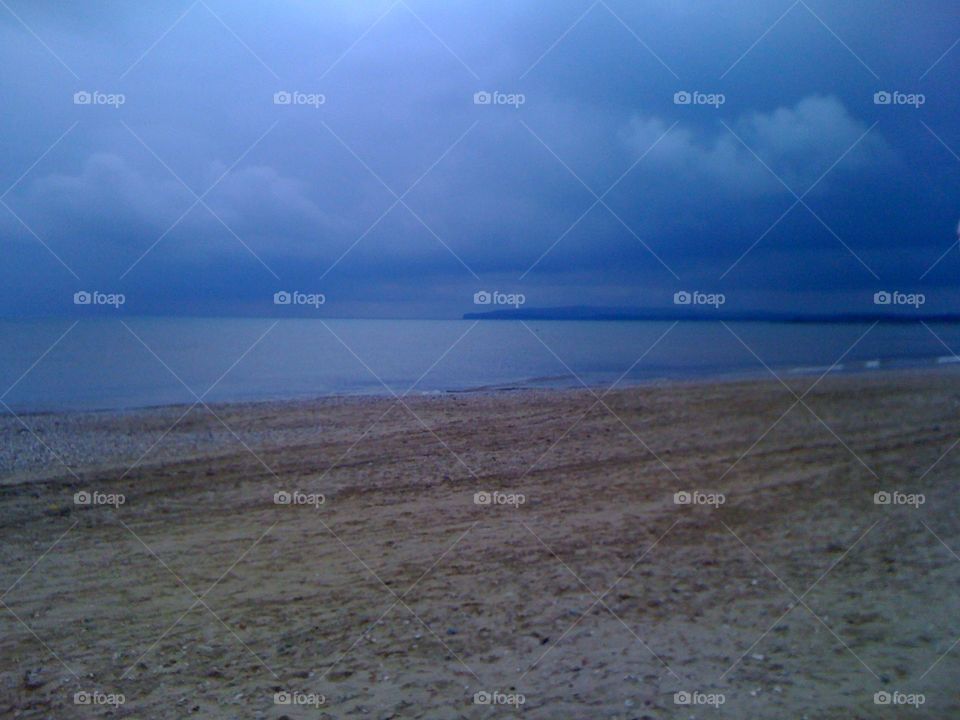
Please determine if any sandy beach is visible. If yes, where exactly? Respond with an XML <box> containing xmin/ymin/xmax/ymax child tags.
<box><xmin>2</xmin><ymin>370</ymin><xmax>959</xmax><ymax>718</ymax></box>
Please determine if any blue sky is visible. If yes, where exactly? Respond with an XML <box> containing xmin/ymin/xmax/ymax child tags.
<box><xmin>1</xmin><ymin>0</ymin><xmax>958</xmax><ymax>317</ymax></box>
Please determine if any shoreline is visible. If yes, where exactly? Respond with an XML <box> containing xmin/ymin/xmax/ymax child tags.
<box><xmin>2</xmin><ymin>365</ymin><xmax>958</xmax><ymax>488</ymax></box>
<box><xmin>3</xmin><ymin>354</ymin><xmax>958</xmax><ymax>418</ymax></box>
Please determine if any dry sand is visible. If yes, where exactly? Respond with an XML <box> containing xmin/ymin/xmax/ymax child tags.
<box><xmin>2</xmin><ymin>370</ymin><xmax>959</xmax><ymax>718</ymax></box>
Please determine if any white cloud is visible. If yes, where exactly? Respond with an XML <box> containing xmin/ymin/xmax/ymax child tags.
<box><xmin>623</xmin><ymin>95</ymin><xmax>889</xmax><ymax>197</ymax></box>
<box><xmin>12</xmin><ymin>154</ymin><xmax>342</xmax><ymax>260</ymax></box>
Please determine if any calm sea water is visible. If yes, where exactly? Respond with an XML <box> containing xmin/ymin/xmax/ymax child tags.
<box><xmin>0</xmin><ymin>318</ymin><xmax>958</xmax><ymax>412</ymax></box>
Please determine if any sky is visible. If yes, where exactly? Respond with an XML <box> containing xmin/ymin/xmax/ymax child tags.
<box><xmin>0</xmin><ymin>0</ymin><xmax>958</xmax><ymax>318</ymax></box>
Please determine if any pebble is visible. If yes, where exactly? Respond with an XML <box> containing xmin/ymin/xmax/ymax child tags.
<box><xmin>23</xmin><ymin>669</ymin><xmax>44</xmax><ymax>690</ymax></box>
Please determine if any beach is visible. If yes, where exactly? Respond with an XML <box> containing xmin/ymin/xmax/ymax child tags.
<box><xmin>2</xmin><ymin>369</ymin><xmax>959</xmax><ymax>718</ymax></box>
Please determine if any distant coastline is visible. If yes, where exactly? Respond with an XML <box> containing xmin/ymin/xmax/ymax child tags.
<box><xmin>462</xmin><ymin>305</ymin><xmax>960</xmax><ymax>323</ymax></box>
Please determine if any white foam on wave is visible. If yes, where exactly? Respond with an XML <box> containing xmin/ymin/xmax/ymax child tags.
<box><xmin>788</xmin><ymin>363</ymin><xmax>844</xmax><ymax>374</ymax></box>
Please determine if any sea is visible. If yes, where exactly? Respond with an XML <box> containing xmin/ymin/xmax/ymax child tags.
<box><xmin>1</xmin><ymin>318</ymin><xmax>958</xmax><ymax>412</ymax></box>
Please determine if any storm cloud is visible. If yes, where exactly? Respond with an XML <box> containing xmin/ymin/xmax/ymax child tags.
<box><xmin>1</xmin><ymin>1</ymin><xmax>958</xmax><ymax>317</ymax></box>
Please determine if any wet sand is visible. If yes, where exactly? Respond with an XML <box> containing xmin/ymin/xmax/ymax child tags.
<box><xmin>2</xmin><ymin>370</ymin><xmax>959</xmax><ymax>718</ymax></box>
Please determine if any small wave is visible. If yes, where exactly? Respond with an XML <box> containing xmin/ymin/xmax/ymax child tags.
<box><xmin>787</xmin><ymin>364</ymin><xmax>844</xmax><ymax>374</ymax></box>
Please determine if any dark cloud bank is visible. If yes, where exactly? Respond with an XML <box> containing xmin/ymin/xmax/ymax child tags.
<box><xmin>0</xmin><ymin>0</ymin><xmax>958</xmax><ymax>318</ymax></box>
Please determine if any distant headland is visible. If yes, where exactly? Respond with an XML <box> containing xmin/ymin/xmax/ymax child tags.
<box><xmin>462</xmin><ymin>306</ymin><xmax>960</xmax><ymax>323</ymax></box>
